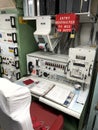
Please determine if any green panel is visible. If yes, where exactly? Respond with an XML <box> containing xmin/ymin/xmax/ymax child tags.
<box><xmin>63</xmin><ymin>114</ymin><xmax>79</xmax><ymax>130</ymax></box>
<box><xmin>15</xmin><ymin>0</ymin><xmax>23</xmax><ymax>9</ymax></box>
<box><xmin>0</xmin><ymin>8</ymin><xmax>22</xmax><ymax>14</ymax></box>
<box><xmin>16</xmin><ymin>16</ymin><xmax>38</xmax><ymax>77</ymax></box>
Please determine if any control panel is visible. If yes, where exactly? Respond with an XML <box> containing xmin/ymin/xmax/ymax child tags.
<box><xmin>0</xmin><ymin>42</ymin><xmax>18</xmax><ymax>57</ymax></box>
<box><xmin>0</xmin><ymin>42</ymin><xmax>20</xmax><ymax>81</ymax></box>
<box><xmin>0</xmin><ymin>14</ymin><xmax>16</xmax><ymax>30</ymax></box>
<box><xmin>0</xmin><ymin>30</ymin><xmax>17</xmax><ymax>43</ymax></box>
<box><xmin>0</xmin><ymin>14</ymin><xmax>20</xmax><ymax>81</ymax></box>
<box><xmin>27</xmin><ymin>51</ymin><xmax>68</xmax><ymax>83</ymax></box>
<box><xmin>27</xmin><ymin>47</ymin><xmax>96</xmax><ymax>85</ymax></box>
<box><xmin>66</xmin><ymin>47</ymin><xmax>96</xmax><ymax>84</ymax></box>
<box><xmin>1</xmin><ymin>64</ymin><xmax>20</xmax><ymax>81</ymax></box>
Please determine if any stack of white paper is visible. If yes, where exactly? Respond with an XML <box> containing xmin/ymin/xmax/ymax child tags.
<box><xmin>76</xmin><ymin>89</ymin><xmax>89</xmax><ymax>104</ymax></box>
<box><xmin>45</xmin><ymin>85</ymin><xmax>72</xmax><ymax>105</ymax></box>
<box><xmin>30</xmin><ymin>81</ymin><xmax>55</xmax><ymax>96</ymax></box>
<box><xmin>0</xmin><ymin>78</ymin><xmax>34</xmax><ymax>130</ymax></box>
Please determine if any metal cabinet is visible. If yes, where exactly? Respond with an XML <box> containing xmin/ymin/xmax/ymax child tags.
<box><xmin>86</xmin><ymin>74</ymin><xmax>98</xmax><ymax>130</ymax></box>
<box><xmin>0</xmin><ymin>8</ymin><xmax>37</xmax><ymax>81</ymax></box>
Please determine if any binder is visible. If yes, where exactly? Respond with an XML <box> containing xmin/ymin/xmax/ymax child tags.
<box><xmin>30</xmin><ymin>81</ymin><xmax>55</xmax><ymax>96</ymax></box>
<box><xmin>59</xmin><ymin>0</ymin><xmax>67</xmax><ymax>13</ymax></box>
<box><xmin>46</xmin><ymin>0</ymin><xmax>59</xmax><ymax>15</ymax></box>
<box><xmin>81</xmin><ymin>0</ymin><xmax>90</xmax><ymax>12</ymax></box>
<box><xmin>72</xmin><ymin>0</ymin><xmax>81</xmax><ymax>13</ymax></box>
<box><xmin>66</xmin><ymin>0</ymin><xmax>73</xmax><ymax>13</ymax></box>
<box><xmin>46</xmin><ymin>0</ymin><xmax>55</xmax><ymax>15</ymax></box>
<box><xmin>39</xmin><ymin>0</ymin><xmax>46</xmax><ymax>15</ymax></box>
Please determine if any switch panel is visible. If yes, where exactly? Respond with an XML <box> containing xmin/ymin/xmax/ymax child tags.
<box><xmin>1</xmin><ymin>64</ymin><xmax>20</xmax><ymax>81</ymax></box>
<box><xmin>0</xmin><ymin>14</ymin><xmax>19</xmax><ymax>81</ymax></box>
<box><xmin>0</xmin><ymin>12</ymin><xmax>37</xmax><ymax>81</ymax></box>
<box><xmin>66</xmin><ymin>47</ymin><xmax>96</xmax><ymax>84</ymax></box>
<box><xmin>0</xmin><ymin>30</ymin><xmax>17</xmax><ymax>43</ymax></box>
<box><xmin>0</xmin><ymin>14</ymin><xmax>16</xmax><ymax>30</ymax></box>
<box><xmin>27</xmin><ymin>47</ymin><xmax>96</xmax><ymax>85</ymax></box>
<box><xmin>27</xmin><ymin>51</ymin><xmax>68</xmax><ymax>83</ymax></box>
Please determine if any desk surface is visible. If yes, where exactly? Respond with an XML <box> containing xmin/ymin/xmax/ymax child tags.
<box><xmin>16</xmin><ymin>75</ymin><xmax>89</xmax><ymax>119</ymax></box>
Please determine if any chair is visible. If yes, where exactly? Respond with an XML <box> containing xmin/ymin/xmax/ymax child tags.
<box><xmin>30</xmin><ymin>101</ymin><xmax>64</xmax><ymax>130</ymax></box>
<box><xmin>0</xmin><ymin>78</ymin><xmax>64</xmax><ymax>130</ymax></box>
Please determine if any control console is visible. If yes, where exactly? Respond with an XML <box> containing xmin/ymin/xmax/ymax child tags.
<box><xmin>27</xmin><ymin>51</ymin><xmax>68</xmax><ymax>83</ymax></box>
<box><xmin>27</xmin><ymin>47</ymin><xmax>96</xmax><ymax>85</ymax></box>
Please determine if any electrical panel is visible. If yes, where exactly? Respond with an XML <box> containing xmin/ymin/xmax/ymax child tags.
<box><xmin>27</xmin><ymin>47</ymin><xmax>96</xmax><ymax>85</ymax></box>
<box><xmin>25</xmin><ymin>47</ymin><xmax>96</xmax><ymax>130</ymax></box>
<box><xmin>0</xmin><ymin>29</ymin><xmax>17</xmax><ymax>43</ymax></box>
<box><xmin>66</xmin><ymin>47</ymin><xmax>96</xmax><ymax>84</ymax></box>
<box><xmin>0</xmin><ymin>14</ymin><xmax>16</xmax><ymax>30</ymax></box>
<box><xmin>27</xmin><ymin>51</ymin><xmax>68</xmax><ymax>83</ymax></box>
<box><xmin>0</xmin><ymin>11</ymin><xmax>37</xmax><ymax>81</ymax></box>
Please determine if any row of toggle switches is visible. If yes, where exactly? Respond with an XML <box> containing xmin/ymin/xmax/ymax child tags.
<box><xmin>45</xmin><ymin>62</ymin><xmax>65</xmax><ymax>69</ymax></box>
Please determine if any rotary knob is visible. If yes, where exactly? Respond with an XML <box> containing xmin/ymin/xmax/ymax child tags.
<box><xmin>43</xmin><ymin>72</ymin><xmax>49</xmax><ymax>77</ymax></box>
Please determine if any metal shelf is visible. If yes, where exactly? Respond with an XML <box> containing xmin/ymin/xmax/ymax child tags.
<box><xmin>23</xmin><ymin>15</ymin><xmax>54</xmax><ymax>20</ymax></box>
<box><xmin>23</xmin><ymin>13</ymin><xmax>95</xmax><ymax>23</ymax></box>
<box><xmin>23</xmin><ymin>16</ymin><xmax>37</xmax><ymax>20</ymax></box>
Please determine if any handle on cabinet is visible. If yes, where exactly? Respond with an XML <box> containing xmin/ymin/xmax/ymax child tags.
<box><xmin>16</xmin><ymin>72</ymin><xmax>21</xmax><ymax>80</ymax></box>
<box><xmin>12</xmin><ymin>33</ymin><xmax>17</xmax><ymax>43</ymax></box>
<box><xmin>15</xmin><ymin>61</ymin><xmax>20</xmax><ymax>69</ymax></box>
<box><xmin>10</xmin><ymin>16</ymin><xmax>16</xmax><ymax>28</ymax></box>
<box><xmin>14</xmin><ymin>48</ymin><xmax>18</xmax><ymax>57</ymax></box>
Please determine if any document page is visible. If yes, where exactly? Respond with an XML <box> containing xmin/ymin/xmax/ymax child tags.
<box><xmin>45</xmin><ymin>85</ymin><xmax>71</xmax><ymax>104</ymax></box>
<box><xmin>76</xmin><ymin>89</ymin><xmax>89</xmax><ymax>104</ymax></box>
<box><xmin>30</xmin><ymin>81</ymin><xmax>55</xmax><ymax>96</ymax></box>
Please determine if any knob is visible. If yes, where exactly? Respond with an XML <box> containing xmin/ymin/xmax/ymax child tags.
<box><xmin>28</xmin><ymin>61</ymin><xmax>34</xmax><ymax>73</ymax></box>
<box><xmin>43</xmin><ymin>72</ymin><xmax>49</xmax><ymax>77</ymax></box>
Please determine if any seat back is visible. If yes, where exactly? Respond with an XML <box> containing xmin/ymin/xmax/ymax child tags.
<box><xmin>0</xmin><ymin>78</ymin><xmax>34</xmax><ymax>130</ymax></box>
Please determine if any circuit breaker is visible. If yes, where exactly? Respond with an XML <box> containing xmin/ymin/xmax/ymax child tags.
<box><xmin>0</xmin><ymin>10</ymin><xmax>37</xmax><ymax>81</ymax></box>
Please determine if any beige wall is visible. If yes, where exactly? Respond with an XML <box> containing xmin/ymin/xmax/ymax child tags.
<box><xmin>91</xmin><ymin>0</ymin><xmax>98</xmax><ymax>16</ymax></box>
